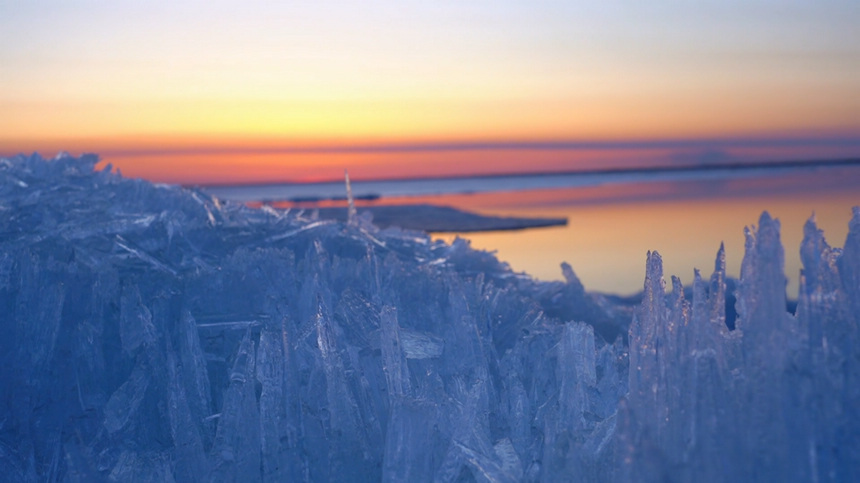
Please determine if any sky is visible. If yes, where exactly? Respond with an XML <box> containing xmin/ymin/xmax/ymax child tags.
<box><xmin>2</xmin><ymin>1</ymin><xmax>860</xmax><ymax>183</ymax></box>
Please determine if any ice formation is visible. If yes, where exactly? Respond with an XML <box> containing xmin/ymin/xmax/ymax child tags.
<box><xmin>1</xmin><ymin>153</ymin><xmax>858</xmax><ymax>482</ymax></box>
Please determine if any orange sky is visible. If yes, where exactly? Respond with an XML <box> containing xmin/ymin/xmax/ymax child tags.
<box><xmin>2</xmin><ymin>2</ymin><xmax>859</xmax><ymax>183</ymax></box>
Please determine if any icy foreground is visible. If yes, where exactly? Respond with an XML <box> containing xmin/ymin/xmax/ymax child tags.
<box><xmin>1</xmin><ymin>154</ymin><xmax>858</xmax><ymax>482</ymax></box>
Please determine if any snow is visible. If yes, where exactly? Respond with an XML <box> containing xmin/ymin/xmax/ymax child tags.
<box><xmin>1</xmin><ymin>153</ymin><xmax>858</xmax><ymax>481</ymax></box>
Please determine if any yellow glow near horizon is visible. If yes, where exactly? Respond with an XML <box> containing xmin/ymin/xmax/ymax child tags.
<box><xmin>4</xmin><ymin>87</ymin><xmax>857</xmax><ymax>147</ymax></box>
<box><xmin>2</xmin><ymin>2</ymin><xmax>859</xmax><ymax>181</ymax></box>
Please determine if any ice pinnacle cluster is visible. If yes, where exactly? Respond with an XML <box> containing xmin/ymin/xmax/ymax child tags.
<box><xmin>625</xmin><ymin>210</ymin><xmax>860</xmax><ymax>481</ymax></box>
<box><xmin>1</xmin><ymin>153</ymin><xmax>858</xmax><ymax>482</ymax></box>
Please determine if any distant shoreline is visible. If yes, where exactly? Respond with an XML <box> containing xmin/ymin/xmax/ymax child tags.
<box><xmin>199</xmin><ymin>157</ymin><xmax>860</xmax><ymax>203</ymax></box>
<box><xmin>196</xmin><ymin>156</ymin><xmax>860</xmax><ymax>188</ymax></box>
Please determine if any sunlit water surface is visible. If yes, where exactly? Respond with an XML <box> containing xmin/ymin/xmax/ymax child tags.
<box><xmin>423</xmin><ymin>168</ymin><xmax>859</xmax><ymax>296</ymax></box>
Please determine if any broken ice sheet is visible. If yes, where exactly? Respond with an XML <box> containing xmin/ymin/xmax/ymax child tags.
<box><xmin>1</xmin><ymin>154</ymin><xmax>859</xmax><ymax>482</ymax></box>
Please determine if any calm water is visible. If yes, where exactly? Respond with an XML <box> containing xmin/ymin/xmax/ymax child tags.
<box><xmin>430</xmin><ymin>167</ymin><xmax>860</xmax><ymax>296</ymax></box>
<box><xmin>205</xmin><ymin>163</ymin><xmax>860</xmax><ymax>296</ymax></box>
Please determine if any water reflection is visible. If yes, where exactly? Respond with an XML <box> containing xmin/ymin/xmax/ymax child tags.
<box><xmin>427</xmin><ymin>168</ymin><xmax>859</xmax><ymax>296</ymax></box>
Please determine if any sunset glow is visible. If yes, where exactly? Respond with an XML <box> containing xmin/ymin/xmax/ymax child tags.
<box><xmin>2</xmin><ymin>1</ymin><xmax>859</xmax><ymax>183</ymax></box>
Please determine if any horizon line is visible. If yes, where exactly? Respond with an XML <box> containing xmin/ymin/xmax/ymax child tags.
<box><xmin>193</xmin><ymin>156</ymin><xmax>860</xmax><ymax>189</ymax></box>
<box><xmin>4</xmin><ymin>134</ymin><xmax>860</xmax><ymax>159</ymax></box>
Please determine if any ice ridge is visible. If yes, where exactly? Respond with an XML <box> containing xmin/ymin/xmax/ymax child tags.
<box><xmin>0</xmin><ymin>153</ymin><xmax>858</xmax><ymax>482</ymax></box>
